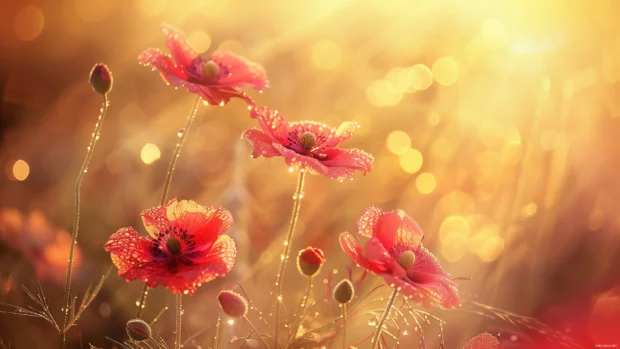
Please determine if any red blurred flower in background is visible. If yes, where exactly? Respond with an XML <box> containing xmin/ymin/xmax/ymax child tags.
<box><xmin>0</xmin><ymin>208</ymin><xmax>82</xmax><ymax>285</ymax></box>
<box><xmin>242</xmin><ymin>106</ymin><xmax>374</xmax><ymax>180</ymax></box>
<box><xmin>104</xmin><ymin>199</ymin><xmax>236</xmax><ymax>295</ymax></box>
<box><xmin>463</xmin><ymin>333</ymin><xmax>501</xmax><ymax>349</ymax></box>
<box><xmin>339</xmin><ymin>206</ymin><xmax>460</xmax><ymax>308</ymax></box>
<box><xmin>138</xmin><ymin>24</ymin><xmax>269</xmax><ymax>106</ymax></box>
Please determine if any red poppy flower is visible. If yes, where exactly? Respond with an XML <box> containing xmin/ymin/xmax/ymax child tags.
<box><xmin>297</xmin><ymin>246</ymin><xmax>325</xmax><ymax>276</ymax></box>
<box><xmin>241</xmin><ymin>106</ymin><xmax>374</xmax><ymax>180</ymax></box>
<box><xmin>339</xmin><ymin>206</ymin><xmax>460</xmax><ymax>308</ymax></box>
<box><xmin>104</xmin><ymin>199</ymin><xmax>236</xmax><ymax>295</ymax></box>
<box><xmin>138</xmin><ymin>24</ymin><xmax>268</xmax><ymax>106</ymax></box>
<box><xmin>463</xmin><ymin>333</ymin><xmax>501</xmax><ymax>349</ymax></box>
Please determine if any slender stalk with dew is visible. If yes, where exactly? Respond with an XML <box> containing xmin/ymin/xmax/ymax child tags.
<box><xmin>175</xmin><ymin>294</ymin><xmax>182</xmax><ymax>349</ymax></box>
<box><xmin>136</xmin><ymin>96</ymin><xmax>201</xmax><ymax>319</ymax></box>
<box><xmin>62</xmin><ymin>63</ymin><xmax>112</xmax><ymax>347</ymax></box>
<box><xmin>371</xmin><ymin>289</ymin><xmax>398</xmax><ymax>349</ymax></box>
<box><xmin>273</xmin><ymin>169</ymin><xmax>307</xmax><ymax>347</ymax></box>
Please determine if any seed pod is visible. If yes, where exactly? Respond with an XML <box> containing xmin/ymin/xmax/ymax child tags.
<box><xmin>89</xmin><ymin>63</ymin><xmax>113</xmax><ymax>95</ymax></box>
<box><xmin>333</xmin><ymin>279</ymin><xmax>354</xmax><ymax>304</ymax></box>
<box><xmin>297</xmin><ymin>246</ymin><xmax>325</xmax><ymax>277</ymax></box>
<box><xmin>126</xmin><ymin>318</ymin><xmax>151</xmax><ymax>342</ymax></box>
<box><xmin>397</xmin><ymin>251</ymin><xmax>416</xmax><ymax>269</ymax></box>
<box><xmin>217</xmin><ymin>290</ymin><xmax>248</xmax><ymax>318</ymax></box>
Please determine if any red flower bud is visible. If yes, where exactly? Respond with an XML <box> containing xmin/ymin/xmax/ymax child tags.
<box><xmin>89</xmin><ymin>63</ymin><xmax>113</xmax><ymax>95</ymax></box>
<box><xmin>126</xmin><ymin>318</ymin><xmax>151</xmax><ymax>342</ymax></box>
<box><xmin>333</xmin><ymin>279</ymin><xmax>354</xmax><ymax>304</ymax></box>
<box><xmin>217</xmin><ymin>290</ymin><xmax>248</xmax><ymax>318</ymax></box>
<box><xmin>297</xmin><ymin>246</ymin><xmax>325</xmax><ymax>277</ymax></box>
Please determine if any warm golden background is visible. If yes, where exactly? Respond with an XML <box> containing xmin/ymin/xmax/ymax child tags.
<box><xmin>2</xmin><ymin>0</ymin><xmax>620</xmax><ymax>348</ymax></box>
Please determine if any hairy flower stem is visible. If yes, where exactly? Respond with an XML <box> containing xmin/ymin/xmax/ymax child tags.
<box><xmin>290</xmin><ymin>276</ymin><xmax>313</xmax><ymax>342</ymax></box>
<box><xmin>273</xmin><ymin>170</ymin><xmax>307</xmax><ymax>348</ymax></box>
<box><xmin>342</xmin><ymin>304</ymin><xmax>347</xmax><ymax>349</ymax></box>
<box><xmin>244</xmin><ymin>316</ymin><xmax>269</xmax><ymax>349</ymax></box>
<box><xmin>62</xmin><ymin>95</ymin><xmax>109</xmax><ymax>347</ymax></box>
<box><xmin>136</xmin><ymin>96</ymin><xmax>201</xmax><ymax>319</ymax></box>
<box><xmin>214</xmin><ymin>311</ymin><xmax>221</xmax><ymax>349</ymax></box>
<box><xmin>175</xmin><ymin>294</ymin><xmax>182</xmax><ymax>349</ymax></box>
<box><xmin>371</xmin><ymin>289</ymin><xmax>398</xmax><ymax>349</ymax></box>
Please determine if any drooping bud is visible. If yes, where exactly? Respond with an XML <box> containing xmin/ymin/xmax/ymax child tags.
<box><xmin>217</xmin><ymin>290</ymin><xmax>248</xmax><ymax>318</ymax></box>
<box><xmin>126</xmin><ymin>319</ymin><xmax>152</xmax><ymax>342</ymax></box>
<box><xmin>166</xmin><ymin>237</ymin><xmax>181</xmax><ymax>255</ymax></box>
<box><xmin>89</xmin><ymin>63</ymin><xmax>113</xmax><ymax>95</ymax></box>
<box><xmin>300</xmin><ymin>132</ymin><xmax>316</xmax><ymax>150</ymax></box>
<box><xmin>333</xmin><ymin>279</ymin><xmax>354</xmax><ymax>304</ymax></box>
<box><xmin>297</xmin><ymin>246</ymin><xmax>325</xmax><ymax>277</ymax></box>
<box><xmin>397</xmin><ymin>251</ymin><xmax>416</xmax><ymax>269</ymax></box>
<box><xmin>203</xmin><ymin>60</ymin><xmax>220</xmax><ymax>79</ymax></box>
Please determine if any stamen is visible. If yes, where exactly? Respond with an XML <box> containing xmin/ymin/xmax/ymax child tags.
<box><xmin>166</xmin><ymin>237</ymin><xmax>182</xmax><ymax>255</ymax></box>
<box><xmin>300</xmin><ymin>132</ymin><xmax>316</xmax><ymax>150</ymax></box>
<box><xmin>397</xmin><ymin>251</ymin><xmax>415</xmax><ymax>269</ymax></box>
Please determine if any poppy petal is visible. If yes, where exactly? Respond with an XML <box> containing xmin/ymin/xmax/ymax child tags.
<box><xmin>161</xmin><ymin>24</ymin><xmax>198</xmax><ymax>70</ymax></box>
<box><xmin>407</xmin><ymin>246</ymin><xmax>461</xmax><ymax>308</ymax></box>
<box><xmin>463</xmin><ymin>333</ymin><xmax>501</xmax><ymax>349</ymax></box>
<box><xmin>339</xmin><ymin>232</ymin><xmax>373</xmax><ymax>271</ymax></box>
<box><xmin>141</xmin><ymin>199</ymin><xmax>175</xmax><ymax>237</ymax></box>
<box><xmin>211</xmin><ymin>51</ymin><xmax>269</xmax><ymax>91</ymax></box>
<box><xmin>356</xmin><ymin>206</ymin><xmax>383</xmax><ymax>238</ymax></box>
<box><xmin>320</xmin><ymin>148</ymin><xmax>373</xmax><ymax>176</ymax></box>
<box><xmin>376</xmin><ymin>210</ymin><xmax>423</xmax><ymax>250</ymax></box>
<box><xmin>381</xmin><ymin>274</ymin><xmax>424</xmax><ymax>302</ymax></box>
<box><xmin>104</xmin><ymin>227</ymin><xmax>160</xmax><ymax>281</ymax></box>
<box><xmin>250</xmin><ymin>106</ymin><xmax>291</xmax><ymax>142</ymax></box>
<box><xmin>139</xmin><ymin>48</ymin><xmax>189</xmax><ymax>86</ymax></box>
<box><xmin>185</xmin><ymin>84</ymin><xmax>253</xmax><ymax>106</ymax></box>
<box><xmin>170</xmin><ymin>204</ymin><xmax>233</xmax><ymax>251</ymax></box>
<box><xmin>322</xmin><ymin>121</ymin><xmax>359</xmax><ymax>149</ymax></box>
<box><xmin>241</xmin><ymin>128</ymin><xmax>281</xmax><ymax>158</ymax></box>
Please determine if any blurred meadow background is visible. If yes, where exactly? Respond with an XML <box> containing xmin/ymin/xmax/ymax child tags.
<box><xmin>2</xmin><ymin>0</ymin><xmax>620</xmax><ymax>347</ymax></box>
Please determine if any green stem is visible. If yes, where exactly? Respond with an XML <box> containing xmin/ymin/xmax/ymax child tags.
<box><xmin>136</xmin><ymin>96</ymin><xmax>201</xmax><ymax>319</ymax></box>
<box><xmin>175</xmin><ymin>294</ymin><xmax>182</xmax><ymax>349</ymax></box>
<box><xmin>244</xmin><ymin>316</ymin><xmax>269</xmax><ymax>349</ymax></box>
<box><xmin>290</xmin><ymin>276</ymin><xmax>312</xmax><ymax>343</ymax></box>
<box><xmin>273</xmin><ymin>170</ymin><xmax>307</xmax><ymax>348</ymax></box>
<box><xmin>62</xmin><ymin>94</ymin><xmax>109</xmax><ymax>347</ymax></box>
<box><xmin>371</xmin><ymin>289</ymin><xmax>398</xmax><ymax>349</ymax></box>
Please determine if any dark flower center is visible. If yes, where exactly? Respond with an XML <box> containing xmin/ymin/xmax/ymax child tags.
<box><xmin>202</xmin><ymin>60</ymin><xmax>220</xmax><ymax>79</ymax></box>
<box><xmin>166</xmin><ymin>237</ymin><xmax>182</xmax><ymax>255</ymax></box>
<box><xmin>300</xmin><ymin>132</ymin><xmax>316</xmax><ymax>150</ymax></box>
<box><xmin>397</xmin><ymin>251</ymin><xmax>415</xmax><ymax>269</ymax></box>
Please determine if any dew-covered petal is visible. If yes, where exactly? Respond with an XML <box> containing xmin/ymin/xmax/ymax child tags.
<box><xmin>241</xmin><ymin>128</ymin><xmax>281</xmax><ymax>158</ymax></box>
<box><xmin>407</xmin><ymin>246</ymin><xmax>461</xmax><ymax>308</ymax></box>
<box><xmin>339</xmin><ymin>232</ymin><xmax>373</xmax><ymax>271</ymax></box>
<box><xmin>161</xmin><ymin>24</ymin><xmax>198</xmax><ymax>69</ymax></box>
<box><xmin>211</xmin><ymin>51</ymin><xmax>269</xmax><ymax>91</ymax></box>
<box><xmin>169</xmin><ymin>203</ymin><xmax>233</xmax><ymax>251</ymax></box>
<box><xmin>356</xmin><ymin>206</ymin><xmax>383</xmax><ymax>238</ymax></box>
<box><xmin>104</xmin><ymin>227</ymin><xmax>163</xmax><ymax>282</ymax></box>
<box><xmin>250</xmin><ymin>106</ymin><xmax>291</xmax><ymax>142</ymax></box>
<box><xmin>375</xmin><ymin>210</ymin><xmax>423</xmax><ymax>251</ymax></box>
<box><xmin>141</xmin><ymin>199</ymin><xmax>176</xmax><ymax>237</ymax></box>
<box><xmin>322</xmin><ymin>121</ymin><xmax>359</xmax><ymax>148</ymax></box>
<box><xmin>381</xmin><ymin>273</ymin><xmax>424</xmax><ymax>302</ymax></box>
<box><xmin>184</xmin><ymin>83</ymin><xmax>254</xmax><ymax>106</ymax></box>
<box><xmin>139</xmin><ymin>48</ymin><xmax>189</xmax><ymax>86</ymax></box>
<box><xmin>463</xmin><ymin>333</ymin><xmax>501</xmax><ymax>349</ymax></box>
<box><xmin>320</xmin><ymin>148</ymin><xmax>373</xmax><ymax>177</ymax></box>
<box><xmin>271</xmin><ymin>143</ymin><xmax>329</xmax><ymax>176</ymax></box>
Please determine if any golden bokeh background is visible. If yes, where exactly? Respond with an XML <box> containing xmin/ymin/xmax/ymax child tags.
<box><xmin>2</xmin><ymin>0</ymin><xmax>620</xmax><ymax>347</ymax></box>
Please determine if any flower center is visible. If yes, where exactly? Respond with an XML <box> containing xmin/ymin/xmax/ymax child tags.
<box><xmin>397</xmin><ymin>251</ymin><xmax>416</xmax><ymax>269</ymax></box>
<box><xmin>300</xmin><ymin>132</ymin><xmax>316</xmax><ymax>150</ymax></box>
<box><xmin>202</xmin><ymin>60</ymin><xmax>219</xmax><ymax>79</ymax></box>
<box><xmin>166</xmin><ymin>237</ymin><xmax>181</xmax><ymax>255</ymax></box>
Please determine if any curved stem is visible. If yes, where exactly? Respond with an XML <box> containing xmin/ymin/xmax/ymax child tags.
<box><xmin>290</xmin><ymin>276</ymin><xmax>313</xmax><ymax>343</ymax></box>
<box><xmin>371</xmin><ymin>289</ymin><xmax>398</xmax><ymax>349</ymax></box>
<box><xmin>62</xmin><ymin>94</ymin><xmax>109</xmax><ymax>347</ymax></box>
<box><xmin>273</xmin><ymin>170</ymin><xmax>307</xmax><ymax>348</ymax></box>
<box><xmin>342</xmin><ymin>304</ymin><xmax>347</xmax><ymax>349</ymax></box>
<box><xmin>244</xmin><ymin>316</ymin><xmax>270</xmax><ymax>349</ymax></box>
<box><xmin>136</xmin><ymin>96</ymin><xmax>201</xmax><ymax>319</ymax></box>
<box><xmin>175</xmin><ymin>294</ymin><xmax>182</xmax><ymax>349</ymax></box>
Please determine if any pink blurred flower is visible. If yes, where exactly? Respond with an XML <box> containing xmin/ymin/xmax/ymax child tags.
<box><xmin>339</xmin><ymin>206</ymin><xmax>460</xmax><ymax>308</ymax></box>
<box><xmin>242</xmin><ymin>106</ymin><xmax>373</xmax><ymax>180</ymax></box>
<box><xmin>0</xmin><ymin>208</ymin><xmax>82</xmax><ymax>284</ymax></box>
<box><xmin>104</xmin><ymin>199</ymin><xmax>236</xmax><ymax>295</ymax></box>
<box><xmin>139</xmin><ymin>24</ymin><xmax>268</xmax><ymax>106</ymax></box>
